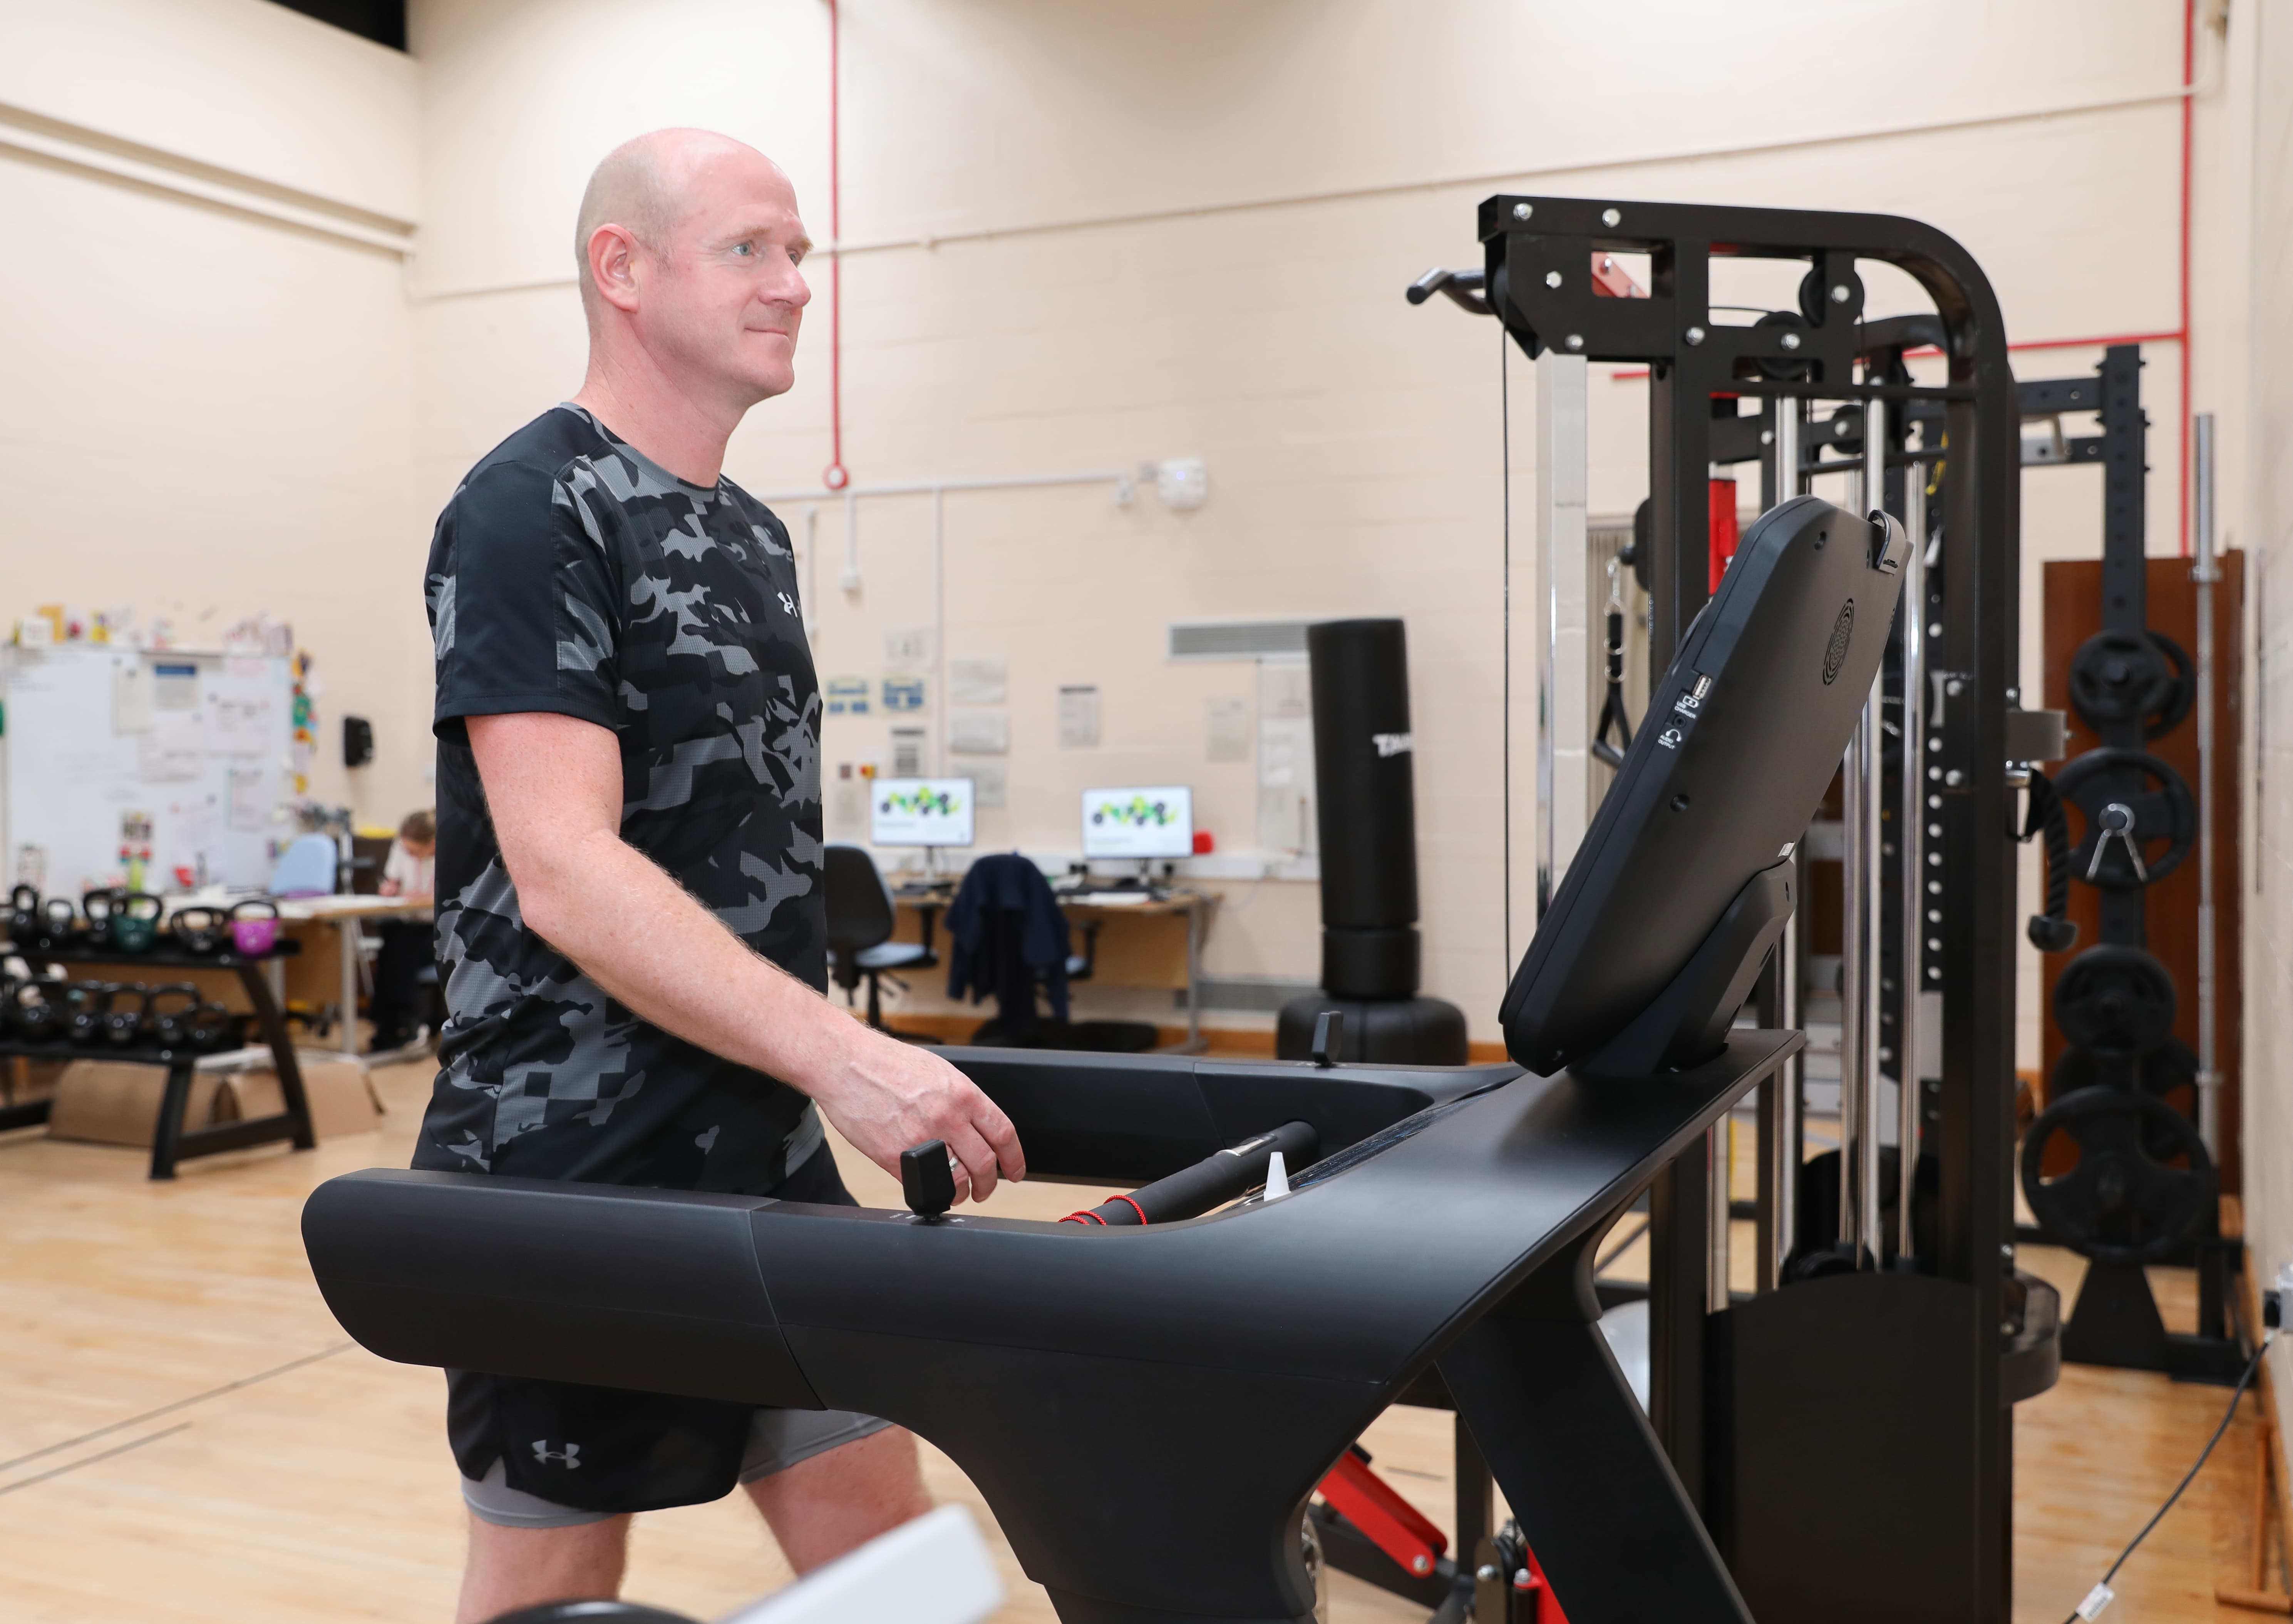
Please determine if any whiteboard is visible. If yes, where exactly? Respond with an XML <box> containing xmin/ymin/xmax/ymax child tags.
<box><xmin>3</xmin><ymin>645</ymin><xmax>295</xmax><ymax>896</ymax></box>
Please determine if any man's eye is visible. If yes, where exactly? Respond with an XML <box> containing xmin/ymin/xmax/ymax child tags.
<box><xmin>731</xmin><ymin>242</ymin><xmax>754</xmax><ymax>257</ymax></box>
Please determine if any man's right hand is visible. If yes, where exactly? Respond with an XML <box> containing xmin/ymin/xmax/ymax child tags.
<box><xmin>805</xmin><ymin>1025</ymin><xmax>1025</xmax><ymax>1204</ymax></box>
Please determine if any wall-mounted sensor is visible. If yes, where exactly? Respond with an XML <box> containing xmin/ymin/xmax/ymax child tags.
<box><xmin>1154</xmin><ymin>458</ymin><xmax>1209</xmax><ymax>511</ymax></box>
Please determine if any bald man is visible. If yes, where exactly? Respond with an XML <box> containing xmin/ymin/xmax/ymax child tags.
<box><xmin>412</xmin><ymin>129</ymin><xmax>1025</xmax><ymax>1621</ymax></box>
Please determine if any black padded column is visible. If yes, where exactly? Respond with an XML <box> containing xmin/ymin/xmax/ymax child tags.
<box><xmin>1308</xmin><ymin>619</ymin><xmax>1421</xmax><ymax>999</ymax></box>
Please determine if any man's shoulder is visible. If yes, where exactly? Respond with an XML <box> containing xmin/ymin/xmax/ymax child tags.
<box><xmin>446</xmin><ymin>406</ymin><xmax>610</xmax><ymax>516</ymax></box>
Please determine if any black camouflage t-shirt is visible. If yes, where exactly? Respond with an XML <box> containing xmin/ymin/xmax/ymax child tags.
<box><xmin>413</xmin><ymin>404</ymin><xmax>824</xmax><ymax>1193</ymax></box>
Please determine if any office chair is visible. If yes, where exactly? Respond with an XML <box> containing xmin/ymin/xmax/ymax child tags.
<box><xmin>824</xmin><ymin>844</ymin><xmax>939</xmax><ymax>1041</ymax></box>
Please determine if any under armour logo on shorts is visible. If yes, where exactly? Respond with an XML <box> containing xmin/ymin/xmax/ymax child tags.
<box><xmin>531</xmin><ymin>1440</ymin><xmax>582</xmax><ymax>1468</ymax></box>
<box><xmin>778</xmin><ymin>592</ymin><xmax>797</xmax><ymax>618</ymax></box>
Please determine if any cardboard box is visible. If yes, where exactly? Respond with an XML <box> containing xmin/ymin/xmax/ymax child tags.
<box><xmin>47</xmin><ymin>1052</ymin><xmax>384</xmax><ymax>1148</ymax></box>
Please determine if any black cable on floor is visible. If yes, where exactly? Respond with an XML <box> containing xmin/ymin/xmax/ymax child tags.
<box><xmin>2059</xmin><ymin>1329</ymin><xmax>2275</xmax><ymax>1622</ymax></box>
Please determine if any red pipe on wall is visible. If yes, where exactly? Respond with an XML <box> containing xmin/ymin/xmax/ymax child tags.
<box><xmin>2176</xmin><ymin>0</ymin><xmax>2195</xmax><ymax>557</ymax></box>
<box><xmin>821</xmin><ymin>0</ymin><xmax>849</xmax><ymax>492</ymax></box>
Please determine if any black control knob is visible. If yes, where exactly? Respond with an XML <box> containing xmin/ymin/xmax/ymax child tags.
<box><xmin>900</xmin><ymin>1140</ymin><xmax>956</xmax><ymax>1221</ymax></box>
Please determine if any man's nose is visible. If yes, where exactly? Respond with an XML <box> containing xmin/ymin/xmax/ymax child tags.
<box><xmin>775</xmin><ymin>260</ymin><xmax>812</xmax><ymax>309</ymax></box>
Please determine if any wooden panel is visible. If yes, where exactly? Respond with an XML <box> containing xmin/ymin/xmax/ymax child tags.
<box><xmin>2038</xmin><ymin>555</ymin><xmax>2244</xmax><ymax>1191</ymax></box>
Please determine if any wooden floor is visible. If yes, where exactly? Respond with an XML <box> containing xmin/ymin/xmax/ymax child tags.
<box><xmin>0</xmin><ymin>1059</ymin><xmax>2274</xmax><ymax>1624</ymax></box>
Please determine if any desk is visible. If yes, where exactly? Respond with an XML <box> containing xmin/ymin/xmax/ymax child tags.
<box><xmin>891</xmin><ymin>886</ymin><xmax>1212</xmax><ymax>1053</ymax></box>
<box><xmin>278</xmin><ymin>896</ymin><xmax>435</xmax><ymax>1058</ymax></box>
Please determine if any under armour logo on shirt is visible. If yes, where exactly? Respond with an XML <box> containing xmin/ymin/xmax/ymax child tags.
<box><xmin>532</xmin><ymin>1440</ymin><xmax>582</xmax><ymax>1468</ymax></box>
<box><xmin>778</xmin><ymin>591</ymin><xmax>797</xmax><ymax>618</ymax></box>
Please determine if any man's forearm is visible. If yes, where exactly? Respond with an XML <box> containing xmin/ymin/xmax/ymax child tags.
<box><xmin>519</xmin><ymin>825</ymin><xmax>859</xmax><ymax>1095</ymax></box>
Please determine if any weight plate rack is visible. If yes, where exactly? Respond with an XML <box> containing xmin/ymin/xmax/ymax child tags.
<box><xmin>2015</xmin><ymin>345</ymin><xmax>2246</xmax><ymax>1385</ymax></box>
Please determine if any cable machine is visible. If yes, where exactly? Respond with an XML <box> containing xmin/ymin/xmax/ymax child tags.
<box><xmin>1414</xmin><ymin>195</ymin><xmax>2064</xmax><ymax>1624</ymax></box>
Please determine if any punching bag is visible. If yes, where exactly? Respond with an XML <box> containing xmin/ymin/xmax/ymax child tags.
<box><xmin>1309</xmin><ymin>619</ymin><xmax>1421</xmax><ymax>999</ymax></box>
<box><xmin>1275</xmin><ymin>619</ymin><xmax>1467</xmax><ymax>1064</ymax></box>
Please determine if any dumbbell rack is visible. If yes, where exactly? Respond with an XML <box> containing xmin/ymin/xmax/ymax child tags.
<box><xmin>0</xmin><ymin>939</ymin><xmax>314</xmax><ymax>1179</ymax></box>
<box><xmin>2020</xmin><ymin>346</ymin><xmax>2246</xmax><ymax>1384</ymax></box>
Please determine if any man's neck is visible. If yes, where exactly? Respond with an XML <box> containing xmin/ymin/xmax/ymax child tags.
<box><xmin>570</xmin><ymin>353</ymin><xmax>743</xmax><ymax>487</ymax></box>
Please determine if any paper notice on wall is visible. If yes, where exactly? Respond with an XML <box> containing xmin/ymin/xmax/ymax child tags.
<box><xmin>1257</xmin><ymin>660</ymin><xmax>1316</xmax><ymax>853</ymax></box>
<box><xmin>1058</xmin><ymin>686</ymin><xmax>1100</xmax><ymax>749</ymax></box>
<box><xmin>137</xmin><ymin>735</ymin><xmax>201</xmax><ymax>782</ymax></box>
<box><xmin>883</xmin><ymin>627</ymin><xmax>937</xmax><ymax>669</ymax></box>
<box><xmin>208</xmin><ymin>669</ymin><xmax>280</xmax><ymax>756</ymax></box>
<box><xmin>113</xmin><ymin>656</ymin><xmax>153</xmax><ymax>734</ymax></box>
<box><xmin>969</xmin><ymin>762</ymin><xmax>1008</xmax><ymax>809</ymax></box>
<box><xmin>1206</xmin><ymin>697</ymin><xmax>1250</xmax><ymax>762</ymax></box>
<box><xmin>949</xmin><ymin>710</ymin><xmax>1008</xmax><ymax>755</ymax></box>
<box><xmin>226</xmin><ymin>766</ymin><xmax>268</xmax><ymax>832</ymax></box>
<box><xmin>950</xmin><ymin>658</ymin><xmax>1007</xmax><ymax>707</ymax></box>
<box><xmin>890</xmin><ymin>727</ymin><xmax>927</xmax><ymax>777</ymax></box>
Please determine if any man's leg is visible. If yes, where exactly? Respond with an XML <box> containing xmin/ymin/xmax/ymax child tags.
<box><xmin>743</xmin><ymin>1423</ymin><xmax>932</xmax><ymax>1574</ymax></box>
<box><xmin>455</xmin><ymin>1514</ymin><xmax>631</xmax><ymax>1624</ymax></box>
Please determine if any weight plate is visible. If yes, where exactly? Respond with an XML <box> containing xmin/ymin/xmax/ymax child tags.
<box><xmin>2051</xmin><ymin>1036</ymin><xmax>2199</xmax><ymax>1103</ymax></box>
<box><xmin>2144</xmin><ymin>632</ymin><xmax>2195</xmax><ymax>740</ymax></box>
<box><xmin>2053</xmin><ymin>944</ymin><xmax>2176</xmax><ymax>1056</ymax></box>
<box><xmin>2021</xmin><ymin>1087</ymin><xmax>2213</xmax><ymax>1264</ymax></box>
<box><xmin>2055</xmin><ymin>747</ymin><xmax>2195</xmax><ymax>888</ymax></box>
<box><xmin>2069</xmin><ymin>629</ymin><xmax>2175</xmax><ymax>727</ymax></box>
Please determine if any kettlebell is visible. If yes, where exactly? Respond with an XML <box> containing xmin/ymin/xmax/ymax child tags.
<box><xmin>169</xmin><ymin>906</ymin><xmax>229</xmax><ymax>956</ymax></box>
<box><xmin>80</xmin><ymin>889</ymin><xmax>122</xmax><ymax>938</ymax></box>
<box><xmin>65</xmin><ymin>982</ymin><xmax>119</xmax><ymax>1046</ymax></box>
<box><xmin>7</xmin><ymin>885</ymin><xmax>38</xmax><ymax>949</ymax></box>
<box><xmin>102</xmin><ymin>984</ymin><xmax>151</xmax><ymax>1048</ymax></box>
<box><xmin>37</xmin><ymin>897</ymin><xmax>78</xmax><ymax>950</ymax></box>
<box><xmin>9</xmin><ymin>978</ymin><xmax>64</xmax><ymax>1043</ymax></box>
<box><xmin>109</xmin><ymin>892</ymin><xmax>163</xmax><ymax>954</ymax></box>
<box><xmin>146</xmin><ymin>984</ymin><xmax>203</xmax><ymax>1049</ymax></box>
<box><xmin>186</xmin><ymin>1001</ymin><xmax>239</xmax><ymax>1052</ymax></box>
<box><xmin>229</xmin><ymin>897</ymin><xmax>281</xmax><ymax>956</ymax></box>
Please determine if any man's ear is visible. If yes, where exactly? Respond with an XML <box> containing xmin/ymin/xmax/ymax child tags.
<box><xmin>586</xmin><ymin>223</ymin><xmax>645</xmax><ymax>313</ymax></box>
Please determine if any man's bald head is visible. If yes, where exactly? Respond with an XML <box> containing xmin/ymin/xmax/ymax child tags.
<box><xmin>575</xmin><ymin>129</ymin><xmax>782</xmax><ymax>319</ymax></box>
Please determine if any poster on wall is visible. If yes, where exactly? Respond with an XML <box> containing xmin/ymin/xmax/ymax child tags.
<box><xmin>1058</xmin><ymin>686</ymin><xmax>1100</xmax><ymax>749</ymax></box>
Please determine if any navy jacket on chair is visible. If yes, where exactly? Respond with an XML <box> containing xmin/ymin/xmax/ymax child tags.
<box><xmin>945</xmin><ymin>854</ymin><xmax>1072</xmax><ymax>1032</ymax></box>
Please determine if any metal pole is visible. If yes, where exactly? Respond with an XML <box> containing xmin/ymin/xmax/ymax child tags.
<box><xmin>1896</xmin><ymin>455</ymin><xmax>1928</xmax><ymax>1264</ymax></box>
<box><xmin>1770</xmin><ymin>396</ymin><xmax>1803</xmax><ymax>1283</ymax></box>
<box><xmin>1708</xmin><ymin>1118</ymin><xmax>1732</xmax><ymax>1310</ymax></box>
<box><xmin>1858</xmin><ymin>397</ymin><xmax>1889</xmax><ymax>1261</ymax></box>
<box><xmin>2193</xmin><ymin>413</ymin><xmax>2221</xmax><ymax>1158</ymax></box>
<box><xmin>1536</xmin><ymin>355</ymin><xmax>1593</xmax><ymax>910</ymax></box>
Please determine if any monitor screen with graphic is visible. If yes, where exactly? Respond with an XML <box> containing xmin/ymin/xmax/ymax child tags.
<box><xmin>871</xmin><ymin>778</ymin><xmax>976</xmax><ymax>848</ymax></box>
<box><xmin>1081</xmin><ymin>786</ymin><xmax>1194</xmax><ymax>860</ymax></box>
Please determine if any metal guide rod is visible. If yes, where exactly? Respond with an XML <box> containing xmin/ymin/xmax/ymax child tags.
<box><xmin>2193</xmin><ymin>412</ymin><xmax>2221</xmax><ymax>1157</ymax></box>
<box><xmin>1858</xmin><ymin>397</ymin><xmax>1888</xmax><ymax>1262</ymax></box>
<box><xmin>1708</xmin><ymin>1119</ymin><xmax>1732</xmax><ymax>1310</ymax></box>
<box><xmin>1535</xmin><ymin>355</ymin><xmax>1594</xmax><ymax>911</ymax></box>
<box><xmin>1896</xmin><ymin>459</ymin><xmax>1928</xmax><ymax>1262</ymax></box>
<box><xmin>1839</xmin><ymin>710</ymin><xmax>1867</xmax><ymax>1253</ymax></box>
<box><xmin>1770</xmin><ymin>397</ymin><xmax>1803</xmax><ymax>1284</ymax></box>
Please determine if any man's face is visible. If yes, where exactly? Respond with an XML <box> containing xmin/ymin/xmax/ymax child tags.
<box><xmin>633</xmin><ymin>151</ymin><xmax>812</xmax><ymax>407</ymax></box>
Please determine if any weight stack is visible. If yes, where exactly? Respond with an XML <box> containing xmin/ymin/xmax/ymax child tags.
<box><xmin>1276</xmin><ymin>619</ymin><xmax>1468</xmax><ymax>1065</ymax></box>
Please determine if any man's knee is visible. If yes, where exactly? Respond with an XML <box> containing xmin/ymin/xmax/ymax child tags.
<box><xmin>457</xmin><ymin>1513</ymin><xmax>633</xmax><ymax>1624</ymax></box>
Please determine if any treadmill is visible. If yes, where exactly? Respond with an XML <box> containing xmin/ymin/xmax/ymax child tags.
<box><xmin>305</xmin><ymin>495</ymin><xmax>1906</xmax><ymax>1624</ymax></box>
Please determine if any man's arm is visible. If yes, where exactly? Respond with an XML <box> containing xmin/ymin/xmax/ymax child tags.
<box><xmin>468</xmin><ymin>710</ymin><xmax>1023</xmax><ymax>1201</ymax></box>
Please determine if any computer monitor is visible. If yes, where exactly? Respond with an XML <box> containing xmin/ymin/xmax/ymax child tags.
<box><xmin>1500</xmin><ymin>496</ymin><xmax>1908</xmax><ymax>1077</ymax></box>
<box><xmin>1081</xmin><ymin>786</ymin><xmax>1195</xmax><ymax>861</ymax></box>
<box><xmin>871</xmin><ymin>778</ymin><xmax>976</xmax><ymax>848</ymax></box>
